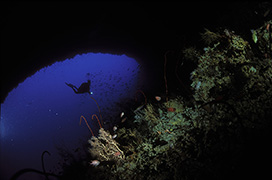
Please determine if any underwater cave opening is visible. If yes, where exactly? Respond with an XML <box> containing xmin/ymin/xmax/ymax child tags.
<box><xmin>0</xmin><ymin>52</ymin><xmax>148</xmax><ymax>180</ymax></box>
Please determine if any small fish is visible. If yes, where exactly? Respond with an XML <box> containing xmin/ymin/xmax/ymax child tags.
<box><xmin>120</xmin><ymin>112</ymin><xmax>125</xmax><ymax>118</ymax></box>
<box><xmin>155</xmin><ymin>96</ymin><xmax>161</xmax><ymax>101</ymax></box>
<box><xmin>167</xmin><ymin>107</ymin><xmax>176</xmax><ymax>112</ymax></box>
<box><xmin>113</xmin><ymin>126</ymin><xmax>118</xmax><ymax>131</ymax></box>
<box><xmin>90</xmin><ymin>160</ymin><xmax>100</xmax><ymax>167</ymax></box>
<box><xmin>121</xmin><ymin>117</ymin><xmax>127</xmax><ymax>123</ymax></box>
<box><xmin>112</xmin><ymin>134</ymin><xmax>117</xmax><ymax>139</ymax></box>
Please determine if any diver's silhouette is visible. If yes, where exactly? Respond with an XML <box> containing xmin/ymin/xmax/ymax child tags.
<box><xmin>65</xmin><ymin>80</ymin><xmax>91</xmax><ymax>94</ymax></box>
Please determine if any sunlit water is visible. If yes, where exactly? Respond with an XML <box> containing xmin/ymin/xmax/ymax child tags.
<box><xmin>0</xmin><ymin>53</ymin><xmax>144</xmax><ymax>179</ymax></box>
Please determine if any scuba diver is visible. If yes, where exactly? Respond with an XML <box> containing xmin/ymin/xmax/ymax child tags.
<box><xmin>65</xmin><ymin>80</ymin><xmax>92</xmax><ymax>94</ymax></box>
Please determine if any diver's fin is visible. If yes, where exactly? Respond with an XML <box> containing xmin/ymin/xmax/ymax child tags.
<box><xmin>65</xmin><ymin>82</ymin><xmax>75</xmax><ymax>88</ymax></box>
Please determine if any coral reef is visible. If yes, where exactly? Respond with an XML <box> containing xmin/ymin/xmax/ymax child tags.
<box><xmin>109</xmin><ymin>20</ymin><xmax>271</xmax><ymax>179</ymax></box>
<box><xmin>191</xmin><ymin>23</ymin><xmax>271</xmax><ymax>105</ymax></box>
<box><xmin>88</xmin><ymin>128</ymin><xmax>125</xmax><ymax>161</ymax></box>
<box><xmin>60</xmin><ymin>20</ymin><xmax>272</xmax><ymax>180</ymax></box>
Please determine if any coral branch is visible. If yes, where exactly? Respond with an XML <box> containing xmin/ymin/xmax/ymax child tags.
<box><xmin>41</xmin><ymin>151</ymin><xmax>51</xmax><ymax>180</ymax></box>
<box><xmin>80</xmin><ymin>115</ymin><xmax>94</xmax><ymax>136</ymax></box>
<box><xmin>92</xmin><ymin>114</ymin><xmax>102</xmax><ymax>129</ymax></box>
<box><xmin>10</xmin><ymin>168</ymin><xmax>60</xmax><ymax>180</ymax></box>
<box><xmin>135</xmin><ymin>90</ymin><xmax>147</xmax><ymax>105</ymax></box>
<box><xmin>90</xmin><ymin>96</ymin><xmax>103</xmax><ymax>125</ymax></box>
<box><xmin>164</xmin><ymin>51</ymin><xmax>171</xmax><ymax>104</ymax></box>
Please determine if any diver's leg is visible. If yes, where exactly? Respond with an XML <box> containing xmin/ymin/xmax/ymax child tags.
<box><xmin>65</xmin><ymin>82</ymin><xmax>79</xmax><ymax>93</ymax></box>
<box><xmin>71</xmin><ymin>87</ymin><xmax>79</xmax><ymax>94</ymax></box>
<box><xmin>65</xmin><ymin>82</ymin><xmax>75</xmax><ymax>88</ymax></box>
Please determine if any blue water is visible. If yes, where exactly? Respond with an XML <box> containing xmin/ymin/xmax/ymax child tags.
<box><xmin>0</xmin><ymin>53</ymin><xmax>143</xmax><ymax>179</ymax></box>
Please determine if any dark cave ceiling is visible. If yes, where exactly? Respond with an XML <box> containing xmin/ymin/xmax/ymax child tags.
<box><xmin>1</xmin><ymin>2</ymin><xmax>268</xmax><ymax>103</ymax></box>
